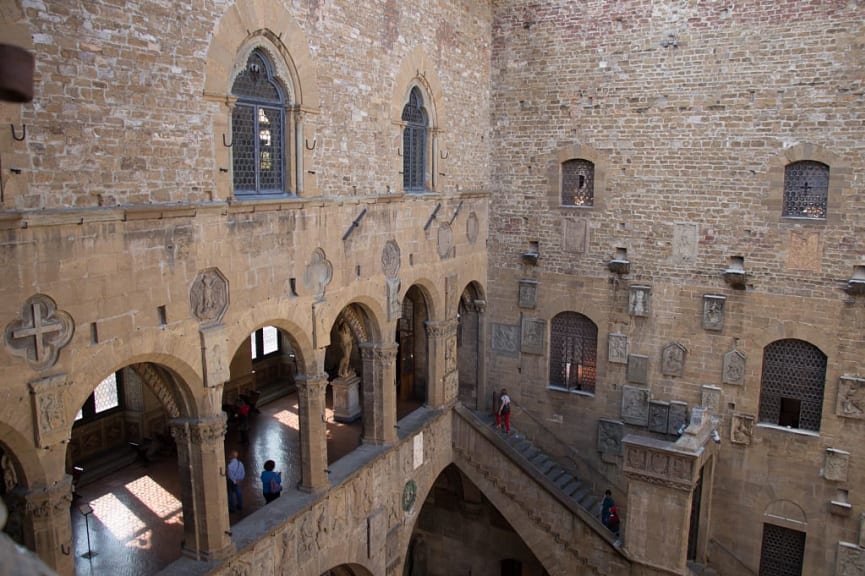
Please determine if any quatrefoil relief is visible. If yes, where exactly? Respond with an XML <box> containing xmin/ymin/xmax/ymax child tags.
<box><xmin>5</xmin><ymin>294</ymin><xmax>74</xmax><ymax>370</ymax></box>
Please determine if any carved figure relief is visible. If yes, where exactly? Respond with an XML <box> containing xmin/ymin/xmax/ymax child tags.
<box><xmin>520</xmin><ymin>317</ymin><xmax>545</xmax><ymax>355</ymax></box>
<box><xmin>673</xmin><ymin>223</ymin><xmax>698</xmax><ymax>264</ymax></box>
<box><xmin>608</xmin><ymin>333</ymin><xmax>628</xmax><ymax>364</ymax></box>
<box><xmin>703</xmin><ymin>295</ymin><xmax>726</xmax><ymax>331</ymax></box>
<box><xmin>491</xmin><ymin>323</ymin><xmax>520</xmax><ymax>357</ymax></box>
<box><xmin>466</xmin><ymin>212</ymin><xmax>479</xmax><ymax>244</ymax></box>
<box><xmin>629</xmin><ymin>285</ymin><xmax>651</xmax><ymax>317</ymax></box>
<box><xmin>597</xmin><ymin>419</ymin><xmax>624</xmax><ymax>457</ymax></box>
<box><xmin>837</xmin><ymin>376</ymin><xmax>865</xmax><ymax>419</ymax></box>
<box><xmin>5</xmin><ymin>294</ymin><xmax>74</xmax><ymax>371</ymax></box>
<box><xmin>381</xmin><ymin>240</ymin><xmax>401</xmax><ymax>278</ymax></box>
<box><xmin>836</xmin><ymin>542</ymin><xmax>865</xmax><ymax>576</ymax></box>
<box><xmin>723</xmin><ymin>349</ymin><xmax>746</xmax><ymax>386</ymax></box>
<box><xmin>29</xmin><ymin>374</ymin><xmax>70</xmax><ymax>448</ymax></box>
<box><xmin>437</xmin><ymin>222</ymin><xmax>454</xmax><ymax>259</ymax></box>
<box><xmin>702</xmin><ymin>385</ymin><xmax>722</xmax><ymax>413</ymax></box>
<box><xmin>1</xmin><ymin>452</ymin><xmax>19</xmax><ymax>493</ymax></box>
<box><xmin>189</xmin><ymin>268</ymin><xmax>229</xmax><ymax>324</ymax></box>
<box><xmin>824</xmin><ymin>449</ymin><xmax>850</xmax><ymax>482</ymax></box>
<box><xmin>622</xmin><ymin>385</ymin><xmax>650</xmax><ymax>426</ymax></box>
<box><xmin>518</xmin><ymin>279</ymin><xmax>538</xmax><ymax>309</ymax></box>
<box><xmin>627</xmin><ymin>354</ymin><xmax>649</xmax><ymax>385</ymax></box>
<box><xmin>661</xmin><ymin>342</ymin><xmax>687</xmax><ymax>377</ymax></box>
<box><xmin>304</xmin><ymin>248</ymin><xmax>333</xmax><ymax>301</ymax></box>
<box><xmin>445</xmin><ymin>334</ymin><xmax>457</xmax><ymax>374</ymax></box>
<box><xmin>387</xmin><ymin>278</ymin><xmax>402</xmax><ymax>322</ymax></box>
<box><xmin>730</xmin><ymin>413</ymin><xmax>755</xmax><ymax>445</ymax></box>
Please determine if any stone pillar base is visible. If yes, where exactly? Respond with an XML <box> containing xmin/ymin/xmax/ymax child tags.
<box><xmin>332</xmin><ymin>375</ymin><xmax>362</xmax><ymax>422</ymax></box>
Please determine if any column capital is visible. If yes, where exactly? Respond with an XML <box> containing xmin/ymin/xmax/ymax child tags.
<box><xmin>359</xmin><ymin>342</ymin><xmax>399</xmax><ymax>364</ymax></box>
<box><xmin>169</xmin><ymin>414</ymin><xmax>227</xmax><ymax>446</ymax></box>
<box><xmin>424</xmin><ymin>319</ymin><xmax>458</xmax><ymax>338</ymax></box>
<box><xmin>24</xmin><ymin>476</ymin><xmax>73</xmax><ymax>521</ymax></box>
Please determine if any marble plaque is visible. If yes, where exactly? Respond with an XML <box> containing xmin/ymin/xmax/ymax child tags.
<box><xmin>730</xmin><ymin>413</ymin><xmax>754</xmax><ymax>445</ymax></box>
<box><xmin>825</xmin><ymin>449</ymin><xmax>850</xmax><ymax>482</ymax></box>
<box><xmin>518</xmin><ymin>279</ymin><xmax>538</xmax><ymax>309</ymax></box>
<box><xmin>608</xmin><ymin>333</ymin><xmax>628</xmax><ymax>364</ymax></box>
<box><xmin>672</xmin><ymin>223</ymin><xmax>698</xmax><ymax>264</ymax></box>
<box><xmin>491</xmin><ymin>323</ymin><xmax>520</xmax><ymax>357</ymax></box>
<box><xmin>723</xmin><ymin>349</ymin><xmax>746</xmax><ymax>386</ymax></box>
<box><xmin>661</xmin><ymin>342</ymin><xmax>687</xmax><ymax>377</ymax></box>
<box><xmin>786</xmin><ymin>229</ymin><xmax>822</xmax><ymax>272</ymax></box>
<box><xmin>563</xmin><ymin>218</ymin><xmax>588</xmax><ymax>253</ymax></box>
<box><xmin>597</xmin><ymin>418</ymin><xmax>624</xmax><ymax>456</ymax></box>
<box><xmin>622</xmin><ymin>385</ymin><xmax>650</xmax><ymax>426</ymax></box>
<box><xmin>649</xmin><ymin>401</ymin><xmax>670</xmax><ymax>434</ymax></box>
<box><xmin>668</xmin><ymin>401</ymin><xmax>689</xmax><ymax>435</ymax></box>
<box><xmin>627</xmin><ymin>354</ymin><xmax>649</xmax><ymax>385</ymax></box>
<box><xmin>520</xmin><ymin>317</ymin><xmax>546</xmax><ymax>355</ymax></box>
<box><xmin>703</xmin><ymin>295</ymin><xmax>726</xmax><ymax>331</ymax></box>
<box><xmin>702</xmin><ymin>385</ymin><xmax>722</xmax><ymax>413</ymax></box>
<box><xmin>629</xmin><ymin>285</ymin><xmax>651</xmax><ymax>317</ymax></box>
<box><xmin>837</xmin><ymin>376</ymin><xmax>865</xmax><ymax>419</ymax></box>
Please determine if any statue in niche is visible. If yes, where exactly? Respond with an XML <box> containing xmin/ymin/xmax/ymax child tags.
<box><xmin>337</xmin><ymin>321</ymin><xmax>354</xmax><ymax>378</ymax></box>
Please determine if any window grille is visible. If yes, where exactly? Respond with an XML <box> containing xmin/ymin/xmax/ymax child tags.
<box><xmin>561</xmin><ymin>159</ymin><xmax>594</xmax><ymax>206</ymax></box>
<box><xmin>251</xmin><ymin>326</ymin><xmax>280</xmax><ymax>360</ymax></box>
<box><xmin>231</xmin><ymin>50</ymin><xmax>286</xmax><ymax>197</ymax></box>
<box><xmin>758</xmin><ymin>339</ymin><xmax>826</xmax><ymax>431</ymax></box>
<box><xmin>94</xmin><ymin>372</ymin><xmax>120</xmax><ymax>413</ymax></box>
<box><xmin>759</xmin><ymin>523</ymin><xmax>805</xmax><ymax>576</ymax></box>
<box><xmin>549</xmin><ymin>312</ymin><xmax>597</xmax><ymax>393</ymax></box>
<box><xmin>783</xmin><ymin>161</ymin><xmax>828</xmax><ymax>219</ymax></box>
<box><xmin>402</xmin><ymin>87</ymin><xmax>427</xmax><ymax>191</ymax></box>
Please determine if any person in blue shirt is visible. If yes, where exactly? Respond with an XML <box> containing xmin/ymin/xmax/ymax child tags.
<box><xmin>261</xmin><ymin>459</ymin><xmax>282</xmax><ymax>503</ymax></box>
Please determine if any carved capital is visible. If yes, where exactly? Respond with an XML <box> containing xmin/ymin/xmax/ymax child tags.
<box><xmin>359</xmin><ymin>343</ymin><xmax>398</xmax><ymax>365</ymax></box>
<box><xmin>25</xmin><ymin>478</ymin><xmax>73</xmax><ymax>521</ymax></box>
<box><xmin>424</xmin><ymin>319</ymin><xmax>458</xmax><ymax>339</ymax></box>
<box><xmin>295</xmin><ymin>374</ymin><xmax>329</xmax><ymax>404</ymax></box>
<box><xmin>170</xmin><ymin>415</ymin><xmax>227</xmax><ymax>446</ymax></box>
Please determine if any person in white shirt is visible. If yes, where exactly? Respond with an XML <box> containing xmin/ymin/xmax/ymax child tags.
<box><xmin>496</xmin><ymin>388</ymin><xmax>511</xmax><ymax>433</ymax></box>
<box><xmin>227</xmin><ymin>450</ymin><xmax>245</xmax><ymax>513</ymax></box>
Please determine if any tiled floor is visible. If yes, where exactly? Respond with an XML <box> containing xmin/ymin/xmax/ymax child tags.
<box><xmin>70</xmin><ymin>388</ymin><xmax>391</xmax><ymax>576</ymax></box>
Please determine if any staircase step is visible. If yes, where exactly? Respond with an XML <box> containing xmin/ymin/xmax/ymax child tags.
<box><xmin>539</xmin><ymin>460</ymin><xmax>557</xmax><ymax>475</ymax></box>
<box><xmin>555</xmin><ymin>472</ymin><xmax>575</xmax><ymax>490</ymax></box>
<box><xmin>531</xmin><ymin>453</ymin><xmax>550</xmax><ymax>467</ymax></box>
<box><xmin>580</xmin><ymin>493</ymin><xmax>599</xmax><ymax>512</ymax></box>
<box><xmin>546</xmin><ymin>466</ymin><xmax>566</xmax><ymax>483</ymax></box>
<box><xmin>564</xmin><ymin>480</ymin><xmax>583</xmax><ymax>498</ymax></box>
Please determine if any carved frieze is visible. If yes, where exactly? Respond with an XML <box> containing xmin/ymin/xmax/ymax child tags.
<box><xmin>723</xmin><ymin>349</ymin><xmax>746</xmax><ymax>386</ymax></box>
<box><xmin>621</xmin><ymin>385</ymin><xmax>650</xmax><ymax>426</ymax></box>
<box><xmin>608</xmin><ymin>333</ymin><xmax>628</xmax><ymax>364</ymax></box>
<box><xmin>730</xmin><ymin>413</ymin><xmax>754</xmax><ymax>445</ymax></box>
<box><xmin>661</xmin><ymin>342</ymin><xmax>687</xmax><ymax>377</ymax></box>
<box><xmin>5</xmin><ymin>294</ymin><xmax>74</xmax><ymax>371</ymax></box>
<box><xmin>24</xmin><ymin>477</ymin><xmax>73</xmax><ymax>521</ymax></box>
<box><xmin>703</xmin><ymin>295</ymin><xmax>726</xmax><ymax>331</ymax></box>
<box><xmin>491</xmin><ymin>323</ymin><xmax>520</xmax><ymax>357</ymax></box>
<box><xmin>189</xmin><ymin>267</ymin><xmax>229</xmax><ymax>324</ymax></box>
<box><xmin>29</xmin><ymin>374</ymin><xmax>71</xmax><ymax>448</ymax></box>
<box><xmin>837</xmin><ymin>376</ymin><xmax>865</xmax><ymax>419</ymax></box>
<box><xmin>518</xmin><ymin>279</ymin><xmax>538</xmax><ymax>309</ymax></box>
<box><xmin>520</xmin><ymin>317</ymin><xmax>545</xmax><ymax>355</ymax></box>
<box><xmin>623</xmin><ymin>440</ymin><xmax>696</xmax><ymax>491</ymax></box>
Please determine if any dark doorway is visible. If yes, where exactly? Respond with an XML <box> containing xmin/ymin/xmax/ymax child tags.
<box><xmin>687</xmin><ymin>466</ymin><xmax>704</xmax><ymax>561</ymax></box>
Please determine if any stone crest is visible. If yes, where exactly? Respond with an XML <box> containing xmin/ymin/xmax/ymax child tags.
<box><xmin>29</xmin><ymin>374</ymin><xmax>70</xmax><ymax>448</ymax></box>
<box><xmin>304</xmin><ymin>248</ymin><xmax>333</xmax><ymax>301</ymax></box>
<box><xmin>466</xmin><ymin>211</ymin><xmax>479</xmax><ymax>244</ymax></box>
<box><xmin>627</xmin><ymin>354</ymin><xmax>649</xmax><ymax>385</ymax></box>
<box><xmin>824</xmin><ymin>448</ymin><xmax>850</xmax><ymax>482</ymax></box>
<box><xmin>5</xmin><ymin>294</ymin><xmax>74</xmax><ymax>371</ymax></box>
<box><xmin>437</xmin><ymin>222</ymin><xmax>454</xmax><ymax>259</ymax></box>
<box><xmin>518</xmin><ymin>279</ymin><xmax>538</xmax><ymax>309</ymax></box>
<box><xmin>597</xmin><ymin>418</ymin><xmax>623</xmax><ymax>457</ymax></box>
<box><xmin>837</xmin><ymin>376</ymin><xmax>865</xmax><ymax>419</ymax></box>
<box><xmin>629</xmin><ymin>285</ymin><xmax>651</xmax><ymax>317</ymax></box>
<box><xmin>621</xmin><ymin>385</ymin><xmax>650</xmax><ymax>426</ymax></box>
<box><xmin>491</xmin><ymin>323</ymin><xmax>520</xmax><ymax>357</ymax></box>
<box><xmin>661</xmin><ymin>342</ymin><xmax>687</xmax><ymax>377</ymax></box>
<box><xmin>608</xmin><ymin>333</ymin><xmax>628</xmax><ymax>364</ymax></box>
<box><xmin>520</xmin><ymin>317</ymin><xmax>545</xmax><ymax>355</ymax></box>
<box><xmin>723</xmin><ymin>349</ymin><xmax>746</xmax><ymax>386</ymax></box>
<box><xmin>381</xmin><ymin>240</ymin><xmax>401</xmax><ymax>278</ymax></box>
<box><xmin>730</xmin><ymin>413</ymin><xmax>754</xmax><ymax>445</ymax></box>
<box><xmin>189</xmin><ymin>267</ymin><xmax>229</xmax><ymax>324</ymax></box>
<box><xmin>702</xmin><ymin>295</ymin><xmax>726</xmax><ymax>331</ymax></box>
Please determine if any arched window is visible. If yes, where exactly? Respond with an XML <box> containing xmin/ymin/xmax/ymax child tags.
<box><xmin>549</xmin><ymin>312</ymin><xmax>597</xmax><ymax>393</ymax></box>
<box><xmin>561</xmin><ymin>159</ymin><xmax>594</xmax><ymax>206</ymax></box>
<box><xmin>758</xmin><ymin>339</ymin><xmax>826</xmax><ymax>432</ymax></box>
<box><xmin>231</xmin><ymin>50</ymin><xmax>287</xmax><ymax>198</ymax></box>
<box><xmin>402</xmin><ymin>87</ymin><xmax>428</xmax><ymax>192</ymax></box>
<box><xmin>783</xmin><ymin>161</ymin><xmax>828</xmax><ymax>219</ymax></box>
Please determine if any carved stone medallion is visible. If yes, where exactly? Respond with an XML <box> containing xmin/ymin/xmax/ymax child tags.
<box><xmin>381</xmin><ymin>240</ymin><xmax>401</xmax><ymax>278</ymax></box>
<box><xmin>304</xmin><ymin>248</ymin><xmax>333</xmax><ymax>301</ymax></box>
<box><xmin>5</xmin><ymin>294</ymin><xmax>74</xmax><ymax>371</ymax></box>
<box><xmin>649</xmin><ymin>401</ymin><xmax>670</xmax><ymax>434</ymax></box>
<box><xmin>627</xmin><ymin>354</ymin><xmax>649</xmax><ymax>385</ymax></box>
<box><xmin>824</xmin><ymin>448</ymin><xmax>850</xmax><ymax>482</ymax></box>
<box><xmin>597</xmin><ymin>418</ymin><xmax>624</xmax><ymax>457</ymax></box>
<box><xmin>189</xmin><ymin>267</ymin><xmax>229</xmax><ymax>324</ymax></box>
<box><xmin>702</xmin><ymin>385</ymin><xmax>722</xmax><ymax>413</ymax></box>
<box><xmin>518</xmin><ymin>279</ymin><xmax>538</xmax><ymax>309</ymax></box>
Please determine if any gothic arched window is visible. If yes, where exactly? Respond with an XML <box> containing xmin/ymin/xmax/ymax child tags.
<box><xmin>402</xmin><ymin>87</ymin><xmax>428</xmax><ymax>192</ymax></box>
<box><xmin>231</xmin><ymin>50</ymin><xmax>287</xmax><ymax>198</ymax></box>
<box><xmin>549</xmin><ymin>312</ymin><xmax>597</xmax><ymax>393</ymax></box>
<box><xmin>758</xmin><ymin>339</ymin><xmax>826</xmax><ymax>431</ymax></box>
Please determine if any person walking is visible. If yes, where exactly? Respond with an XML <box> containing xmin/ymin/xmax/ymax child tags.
<box><xmin>495</xmin><ymin>388</ymin><xmax>511</xmax><ymax>433</ymax></box>
<box><xmin>236</xmin><ymin>398</ymin><xmax>251</xmax><ymax>445</ymax></box>
<box><xmin>601</xmin><ymin>489</ymin><xmax>615</xmax><ymax>527</ymax></box>
<box><xmin>227</xmin><ymin>450</ymin><xmax>245</xmax><ymax>513</ymax></box>
<box><xmin>260</xmin><ymin>459</ymin><xmax>283</xmax><ymax>504</ymax></box>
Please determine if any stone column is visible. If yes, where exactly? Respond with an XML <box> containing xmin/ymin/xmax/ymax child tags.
<box><xmin>296</xmin><ymin>373</ymin><xmax>329</xmax><ymax>493</ymax></box>
<box><xmin>360</xmin><ymin>343</ymin><xmax>398</xmax><ymax>445</ymax></box>
<box><xmin>22</xmin><ymin>477</ymin><xmax>73</xmax><ymax>575</ymax></box>
<box><xmin>424</xmin><ymin>319</ymin><xmax>459</xmax><ymax>409</ymax></box>
<box><xmin>170</xmin><ymin>414</ymin><xmax>233</xmax><ymax>561</ymax></box>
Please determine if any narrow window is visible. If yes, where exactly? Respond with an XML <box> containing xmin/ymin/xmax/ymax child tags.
<box><xmin>758</xmin><ymin>339</ymin><xmax>826</xmax><ymax>431</ymax></box>
<box><xmin>561</xmin><ymin>159</ymin><xmax>595</xmax><ymax>206</ymax></box>
<box><xmin>759</xmin><ymin>523</ymin><xmax>805</xmax><ymax>576</ymax></box>
<box><xmin>75</xmin><ymin>371</ymin><xmax>123</xmax><ymax>423</ymax></box>
<box><xmin>402</xmin><ymin>87</ymin><xmax>427</xmax><ymax>192</ymax></box>
<box><xmin>783</xmin><ymin>161</ymin><xmax>828</xmax><ymax>219</ymax></box>
<box><xmin>231</xmin><ymin>50</ymin><xmax>286</xmax><ymax>197</ymax></box>
<box><xmin>251</xmin><ymin>326</ymin><xmax>281</xmax><ymax>361</ymax></box>
<box><xmin>549</xmin><ymin>312</ymin><xmax>598</xmax><ymax>393</ymax></box>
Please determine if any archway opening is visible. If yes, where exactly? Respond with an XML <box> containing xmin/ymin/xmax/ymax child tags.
<box><xmin>457</xmin><ymin>282</ymin><xmax>485</xmax><ymax>411</ymax></box>
<box><xmin>396</xmin><ymin>285</ymin><xmax>429</xmax><ymax>419</ymax></box>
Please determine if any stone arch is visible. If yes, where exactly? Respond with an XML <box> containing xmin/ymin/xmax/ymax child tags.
<box><xmin>0</xmin><ymin>422</ymin><xmax>44</xmax><ymax>489</ymax></box>
<box><xmin>763</xmin><ymin>499</ymin><xmax>808</xmax><ymax>528</ymax></box>
<box><xmin>764</xmin><ymin>142</ymin><xmax>847</xmax><ymax>224</ymax></box>
<box><xmin>228</xmin><ymin>304</ymin><xmax>315</xmax><ymax>377</ymax></box>
<box><xmin>750</xmin><ymin>320</ymin><xmax>836</xmax><ymax>384</ymax></box>
<box><xmin>402</xmin><ymin>276</ymin><xmax>441</xmax><ymax>322</ymax></box>
<box><xmin>547</xmin><ymin>141</ymin><xmax>611</xmax><ymax>211</ymax></box>
<box><xmin>458</xmin><ymin>280</ymin><xmax>487</xmax><ymax>410</ymax></box>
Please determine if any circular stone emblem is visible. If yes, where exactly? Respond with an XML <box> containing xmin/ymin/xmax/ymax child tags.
<box><xmin>402</xmin><ymin>479</ymin><xmax>417</xmax><ymax>511</ymax></box>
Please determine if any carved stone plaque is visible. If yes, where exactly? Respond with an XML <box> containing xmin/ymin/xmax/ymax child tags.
<box><xmin>437</xmin><ymin>222</ymin><xmax>454</xmax><ymax>259</ymax></box>
<box><xmin>673</xmin><ymin>223</ymin><xmax>698</xmax><ymax>264</ymax></box>
<box><xmin>649</xmin><ymin>401</ymin><xmax>670</xmax><ymax>434</ymax></box>
<box><xmin>562</xmin><ymin>219</ymin><xmax>587</xmax><ymax>253</ymax></box>
<box><xmin>703</xmin><ymin>295</ymin><xmax>726</xmax><ymax>331</ymax></box>
<box><xmin>627</xmin><ymin>354</ymin><xmax>649</xmax><ymax>385</ymax></box>
<box><xmin>622</xmin><ymin>385</ymin><xmax>650</xmax><ymax>426</ymax></box>
<box><xmin>836</xmin><ymin>542</ymin><xmax>865</xmax><ymax>576</ymax></box>
<box><xmin>597</xmin><ymin>418</ymin><xmax>623</xmax><ymax>457</ymax></box>
<box><xmin>491</xmin><ymin>323</ymin><xmax>519</xmax><ymax>357</ymax></box>
<box><xmin>313</xmin><ymin>301</ymin><xmax>330</xmax><ymax>349</ymax></box>
<box><xmin>702</xmin><ymin>385</ymin><xmax>722</xmax><ymax>413</ymax></box>
<box><xmin>466</xmin><ymin>212</ymin><xmax>479</xmax><ymax>244</ymax></box>
<box><xmin>381</xmin><ymin>240</ymin><xmax>401</xmax><ymax>278</ymax></box>
<box><xmin>445</xmin><ymin>334</ymin><xmax>458</xmax><ymax>373</ymax></box>
<box><xmin>387</xmin><ymin>278</ymin><xmax>402</xmax><ymax>322</ymax></box>
<box><xmin>608</xmin><ymin>333</ymin><xmax>628</xmax><ymax>364</ymax></box>
<box><xmin>304</xmin><ymin>248</ymin><xmax>333</xmax><ymax>301</ymax></box>
<box><xmin>200</xmin><ymin>324</ymin><xmax>229</xmax><ymax>388</ymax></box>
<box><xmin>445</xmin><ymin>273</ymin><xmax>458</xmax><ymax>319</ymax></box>
<box><xmin>520</xmin><ymin>317</ymin><xmax>546</xmax><ymax>355</ymax></box>
<box><xmin>661</xmin><ymin>342</ymin><xmax>687</xmax><ymax>377</ymax></box>
<box><xmin>190</xmin><ymin>268</ymin><xmax>229</xmax><ymax>324</ymax></box>
<box><xmin>29</xmin><ymin>374</ymin><xmax>70</xmax><ymax>448</ymax></box>
<box><xmin>786</xmin><ymin>229</ymin><xmax>822</xmax><ymax>272</ymax></box>
<box><xmin>5</xmin><ymin>294</ymin><xmax>74</xmax><ymax>371</ymax></box>
<box><xmin>668</xmin><ymin>401</ymin><xmax>689</xmax><ymax>435</ymax></box>
<box><xmin>730</xmin><ymin>413</ymin><xmax>754</xmax><ymax>445</ymax></box>
<box><xmin>518</xmin><ymin>279</ymin><xmax>538</xmax><ymax>309</ymax></box>
<box><xmin>629</xmin><ymin>285</ymin><xmax>651</xmax><ymax>317</ymax></box>
<box><xmin>723</xmin><ymin>349</ymin><xmax>746</xmax><ymax>386</ymax></box>
<box><xmin>837</xmin><ymin>376</ymin><xmax>865</xmax><ymax>419</ymax></box>
<box><xmin>825</xmin><ymin>449</ymin><xmax>850</xmax><ymax>482</ymax></box>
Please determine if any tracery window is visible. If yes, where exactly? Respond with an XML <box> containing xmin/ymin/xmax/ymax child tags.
<box><xmin>231</xmin><ymin>50</ymin><xmax>287</xmax><ymax>197</ymax></box>
<box><xmin>549</xmin><ymin>312</ymin><xmax>597</xmax><ymax>393</ymax></box>
<box><xmin>783</xmin><ymin>161</ymin><xmax>828</xmax><ymax>219</ymax></box>
<box><xmin>758</xmin><ymin>339</ymin><xmax>826</xmax><ymax>432</ymax></box>
<box><xmin>561</xmin><ymin>159</ymin><xmax>595</xmax><ymax>206</ymax></box>
<box><xmin>75</xmin><ymin>371</ymin><xmax>123</xmax><ymax>423</ymax></box>
<box><xmin>402</xmin><ymin>87</ymin><xmax>428</xmax><ymax>192</ymax></box>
